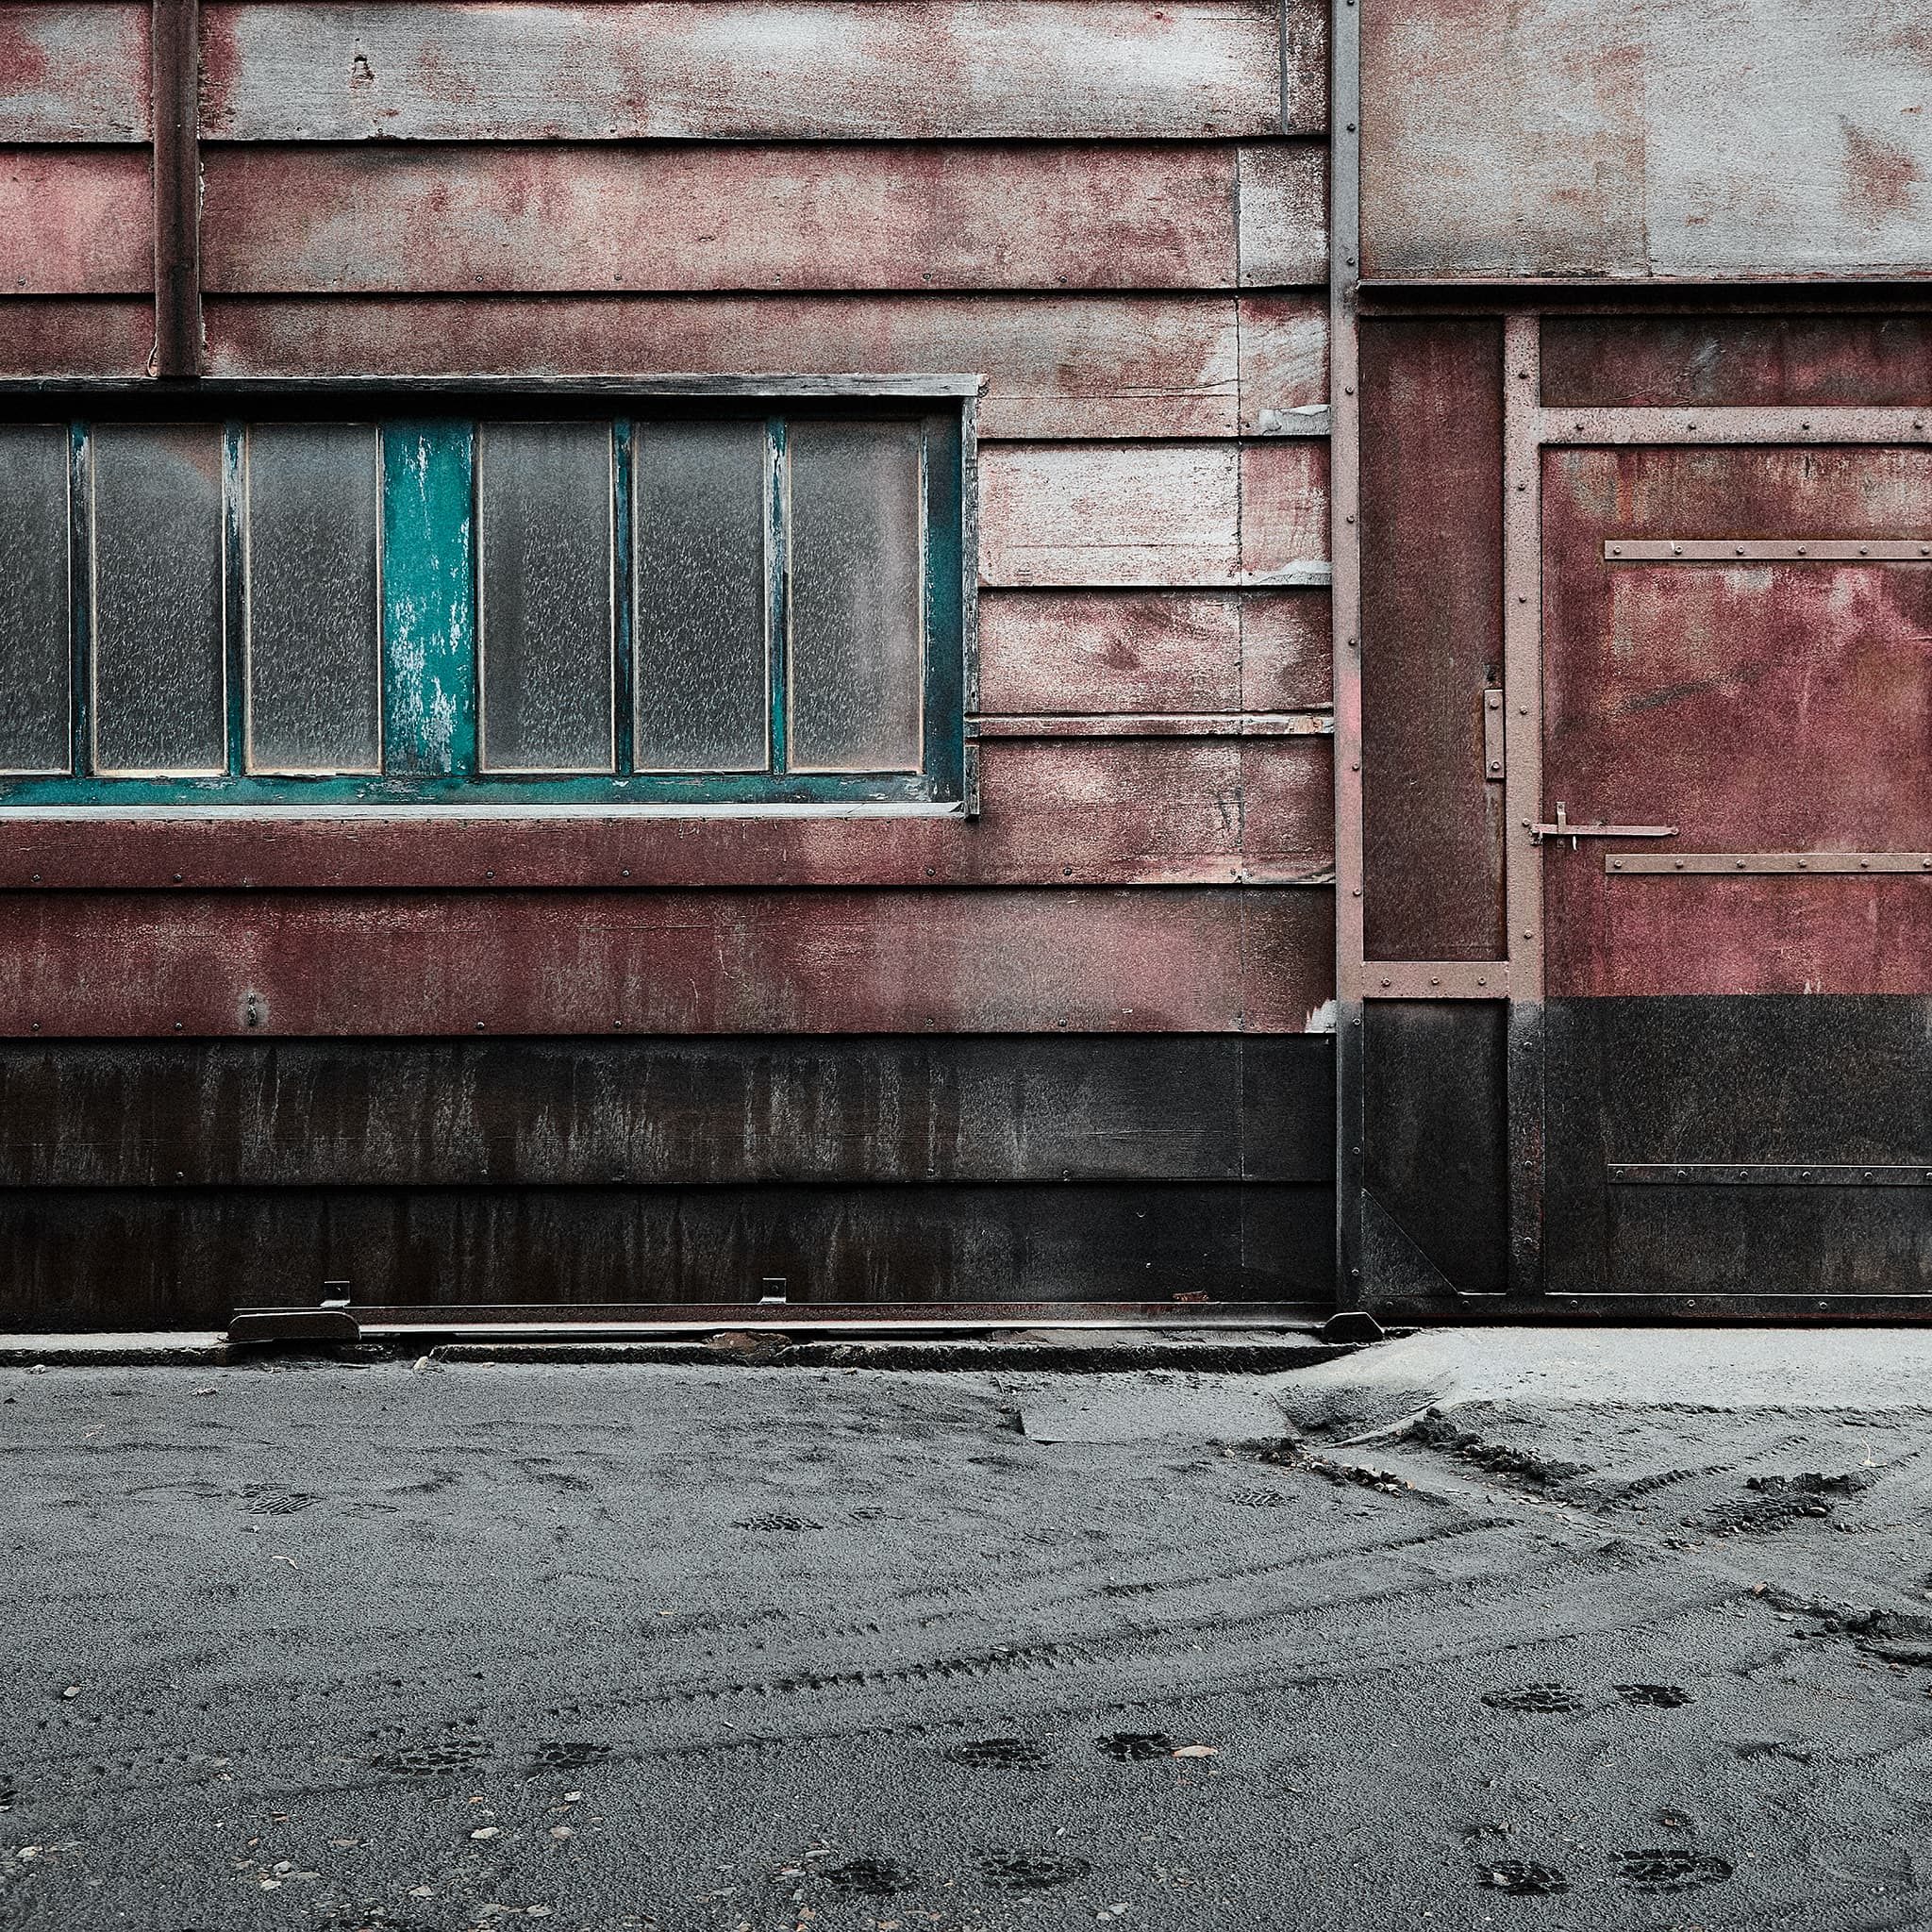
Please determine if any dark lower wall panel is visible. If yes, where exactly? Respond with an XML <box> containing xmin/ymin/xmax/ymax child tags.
<box><xmin>1362</xmin><ymin>1001</ymin><xmax>1508</xmax><ymax>1296</ymax></box>
<box><xmin>0</xmin><ymin>1182</ymin><xmax>1334</xmax><ymax>1331</ymax></box>
<box><xmin>1545</xmin><ymin>996</ymin><xmax>1932</xmax><ymax>1301</ymax></box>
<box><xmin>0</xmin><ymin>1035</ymin><xmax>1336</xmax><ymax>1188</ymax></box>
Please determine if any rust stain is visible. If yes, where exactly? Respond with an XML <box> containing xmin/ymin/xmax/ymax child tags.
<box><xmin>1839</xmin><ymin>119</ymin><xmax>1922</xmax><ymax>224</ymax></box>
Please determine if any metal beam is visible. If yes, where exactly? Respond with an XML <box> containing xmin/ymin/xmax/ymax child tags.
<box><xmin>1501</xmin><ymin>313</ymin><xmax>1545</xmax><ymax>1303</ymax></box>
<box><xmin>152</xmin><ymin>0</ymin><xmax>201</xmax><ymax>379</ymax></box>
<box><xmin>1329</xmin><ymin>0</ymin><xmax>1365</xmax><ymax>1314</ymax></box>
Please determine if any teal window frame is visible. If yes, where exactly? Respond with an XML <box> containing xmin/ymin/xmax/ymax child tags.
<box><xmin>0</xmin><ymin>380</ymin><xmax>975</xmax><ymax>811</ymax></box>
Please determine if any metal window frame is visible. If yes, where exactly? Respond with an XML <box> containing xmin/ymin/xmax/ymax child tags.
<box><xmin>0</xmin><ymin>378</ymin><xmax>981</xmax><ymax>815</ymax></box>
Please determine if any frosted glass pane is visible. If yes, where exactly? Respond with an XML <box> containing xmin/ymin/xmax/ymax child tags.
<box><xmin>477</xmin><ymin>420</ymin><xmax>614</xmax><ymax>773</ymax></box>
<box><xmin>0</xmin><ymin>424</ymin><xmax>72</xmax><ymax>774</ymax></box>
<box><xmin>90</xmin><ymin>422</ymin><xmax>226</xmax><ymax>776</ymax></box>
<box><xmin>787</xmin><ymin>420</ymin><xmax>924</xmax><ymax>773</ymax></box>
<box><xmin>245</xmin><ymin>423</ymin><xmax>381</xmax><ymax>774</ymax></box>
<box><xmin>633</xmin><ymin>419</ymin><xmax>769</xmax><ymax>773</ymax></box>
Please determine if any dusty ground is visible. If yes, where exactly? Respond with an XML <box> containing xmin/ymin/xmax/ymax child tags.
<box><xmin>2</xmin><ymin>1330</ymin><xmax>1930</xmax><ymax>1932</ymax></box>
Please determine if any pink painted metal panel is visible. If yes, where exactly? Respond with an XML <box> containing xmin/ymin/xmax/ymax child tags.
<box><xmin>200</xmin><ymin>143</ymin><xmax>1245</xmax><ymax>294</ymax></box>
<box><xmin>202</xmin><ymin>1</ymin><xmax>1310</xmax><ymax>142</ymax></box>
<box><xmin>1237</xmin><ymin>293</ymin><xmax>1329</xmax><ymax>432</ymax></box>
<box><xmin>1542</xmin><ymin>444</ymin><xmax>1932</xmax><ymax>996</ymax></box>
<box><xmin>1236</xmin><ymin>142</ymin><xmax>1328</xmax><ymax>286</ymax></box>
<box><xmin>981</xmin><ymin>591</ymin><xmax>1244</xmax><ymax>713</ymax></box>
<box><xmin>0</xmin><ymin>4</ymin><xmax>148</xmax><ymax>142</ymax></box>
<box><xmin>205</xmin><ymin>292</ymin><xmax>1257</xmax><ymax>441</ymax></box>
<box><xmin>1240</xmin><ymin>439</ymin><xmax>1330</xmax><ymax>576</ymax></box>
<box><xmin>0</xmin><ymin>887</ymin><xmax>1332</xmax><ymax>1035</ymax></box>
<box><xmin>1363</xmin><ymin>0</ymin><xmax>1932</xmax><ymax>282</ymax></box>
<box><xmin>0</xmin><ymin>298</ymin><xmax>153</xmax><ymax>375</ymax></box>
<box><xmin>982</xmin><ymin>441</ymin><xmax>1241</xmax><ymax>587</ymax></box>
<box><xmin>0</xmin><ymin>149</ymin><xmax>151</xmax><ymax>294</ymax></box>
<box><xmin>1240</xmin><ymin>590</ymin><xmax>1332</xmax><ymax>711</ymax></box>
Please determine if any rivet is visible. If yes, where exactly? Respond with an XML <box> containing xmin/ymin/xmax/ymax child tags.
<box><xmin>1797</xmin><ymin>545</ymin><xmax>1807</xmax><ymax>556</ymax></box>
<box><xmin>173</xmin><ymin>1021</ymin><xmax>183</xmax><ymax>1032</ymax></box>
<box><xmin>1859</xmin><ymin>546</ymin><xmax>1869</xmax><ymax>556</ymax></box>
<box><xmin>1380</xmin><ymin>977</ymin><xmax>1391</xmax><ymax>989</ymax></box>
<box><xmin>28</xmin><ymin>1022</ymin><xmax>40</xmax><ymax>1033</ymax></box>
<box><xmin>1350</xmin><ymin>760</ymin><xmax>1360</xmax><ymax>771</ymax></box>
<box><xmin>1345</xmin><ymin>513</ymin><xmax>1356</xmax><ymax>524</ymax></box>
<box><xmin>1429</xmin><ymin>977</ymin><xmax>1441</xmax><ymax>987</ymax></box>
<box><xmin>1345</xmin><ymin>123</ymin><xmax>1356</xmax><ymax>133</ymax></box>
<box><xmin>29</xmin><ymin>872</ymin><xmax>39</xmax><ymax>883</ymax></box>
<box><xmin>485</xmin><ymin>868</ymin><xmax>494</xmax><ymax>879</ymax></box>
<box><xmin>1611</xmin><ymin>860</ymin><xmax>1623</xmax><ymax>870</ymax></box>
<box><xmin>475</xmin><ymin>1020</ymin><xmax>486</xmax><ymax>1031</ymax></box>
<box><xmin>172</xmin><ymin>872</ymin><xmax>183</xmax><ymax>883</ymax></box>
<box><xmin>1343</xmin><ymin>386</ymin><xmax>1355</xmax><ymax>396</ymax></box>
<box><xmin>1476</xmin><ymin>976</ymin><xmax>1487</xmax><ymax>987</ymax></box>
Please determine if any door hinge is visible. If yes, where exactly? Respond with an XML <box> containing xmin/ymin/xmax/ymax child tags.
<box><xmin>1530</xmin><ymin>803</ymin><xmax>1676</xmax><ymax>847</ymax></box>
<box><xmin>1483</xmin><ymin>687</ymin><xmax>1504</xmax><ymax>781</ymax></box>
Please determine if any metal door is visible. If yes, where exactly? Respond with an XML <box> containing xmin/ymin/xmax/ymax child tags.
<box><xmin>1539</xmin><ymin>441</ymin><xmax>1932</xmax><ymax>1307</ymax></box>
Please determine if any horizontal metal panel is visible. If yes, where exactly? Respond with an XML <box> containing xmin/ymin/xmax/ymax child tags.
<box><xmin>1607</xmin><ymin>538</ymin><xmax>1932</xmax><ymax>563</ymax></box>
<box><xmin>979</xmin><ymin>587</ymin><xmax>1331</xmax><ymax>716</ymax></box>
<box><xmin>0</xmin><ymin>1035</ymin><xmax>1335</xmax><ymax>1187</ymax></box>
<box><xmin>980</xmin><ymin>441</ymin><xmax>1328</xmax><ymax>588</ymax></box>
<box><xmin>0</xmin><ymin>738</ymin><xmax>1335</xmax><ymax>889</ymax></box>
<box><xmin>0</xmin><ymin>887</ymin><xmax>1336</xmax><ymax>1036</ymax></box>
<box><xmin>1362</xmin><ymin>963</ymin><xmax>1510</xmax><ymax>1000</ymax></box>
<box><xmin>0</xmin><ymin>1181</ymin><xmax>1334</xmax><ymax>1328</ymax></box>
<box><xmin>200</xmin><ymin>143</ymin><xmax>1262</xmax><ymax>295</ymax></box>
<box><xmin>1610</xmin><ymin>853</ymin><xmax>1932</xmax><ymax>875</ymax></box>
<box><xmin>202</xmin><ymin>293</ymin><xmax>1326</xmax><ymax>441</ymax></box>
<box><xmin>1363</xmin><ymin>0</ymin><xmax>1932</xmax><ymax>282</ymax></box>
<box><xmin>0</xmin><ymin>298</ymin><xmax>152</xmax><ymax>376</ymax></box>
<box><xmin>201</xmin><ymin>1</ymin><xmax>1318</xmax><ymax>142</ymax></box>
<box><xmin>0</xmin><ymin>5</ymin><xmax>149</xmax><ymax>142</ymax></box>
<box><xmin>0</xmin><ymin>148</ymin><xmax>152</xmax><ymax>295</ymax></box>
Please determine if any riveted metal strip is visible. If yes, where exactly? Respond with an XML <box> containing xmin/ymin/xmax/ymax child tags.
<box><xmin>1607</xmin><ymin>539</ymin><xmax>1932</xmax><ymax>563</ymax></box>
<box><xmin>1610</xmin><ymin>1163</ymin><xmax>1932</xmax><ymax>1187</ymax></box>
<box><xmin>1608</xmin><ymin>853</ymin><xmax>1932</xmax><ymax>875</ymax></box>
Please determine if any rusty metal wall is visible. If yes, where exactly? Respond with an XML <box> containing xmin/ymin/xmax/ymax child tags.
<box><xmin>0</xmin><ymin>2</ymin><xmax>1339</xmax><ymax>1323</ymax></box>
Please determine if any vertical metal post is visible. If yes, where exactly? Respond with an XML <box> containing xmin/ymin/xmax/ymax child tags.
<box><xmin>1500</xmin><ymin>312</ymin><xmax>1545</xmax><ymax>1299</ymax></box>
<box><xmin>1329</xmin><ymin>0</ymin><xmax>1365</xmax><ymax>1307</ymax></box>
<box><xmin>152</xmin><ymin>0</ymin><xmax>201</xmax><ymax>379</ymax></box>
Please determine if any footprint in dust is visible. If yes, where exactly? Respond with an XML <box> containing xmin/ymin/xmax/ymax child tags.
<box><xmin>948</xmin><ymin>1738</ymin><xmax>1047</xmax><ymax>1768</ymax></box>
<box><xmin>824</xmin><ymin>1857</ymin><xmax>913</xmax><ymax>1896</ymax></box>
<box><xmin>1617</xmin><ymin>1849</ymin><xmax>1734</xmax><ymax>1893</ymax></box>
<box><xmin>1098</xmin><ymin>1732</ymin><xmax>1174</xmax><ymax>1761</ymax></box>
<box><xmin>1616</xmin><ymin>1683</ymin><xmax>1693</xmax><ymax>1707</ymax></box>
<box><xmin>981</xmin><ymin>1851</ymin><xmax>1091</xmax><ymax>1890</ymax></box>
<box><xmin>1478</xmin><ymin>1861</ymin><xmax>1570</xmax><ymax>1896</ymax></box>
<box><xmin>1230</xmin><ymin>1489</ymin><xmax>1291</xmax><ymax>1509</ymax></box>
<box><xmin>527</xmin><ymin>1740</ymin><xmax>611</xmax><ymax>1769</ymax></box>
<box><xmin>733</xmin><ymin>1514</ymin><xmax>823</xmax><ymax>1533</ymax></box>
<box><xmin>1482</xmin><ymin>1683</ymin><xmax>1587</xmax><ymax>1712</ymax></box>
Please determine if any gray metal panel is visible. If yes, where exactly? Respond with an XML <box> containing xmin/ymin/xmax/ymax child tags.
<box><xmin>633</xmin><ymin>418</ymin><xmax>770</xmax><ymax>774</ymax></box>
<box><xmin>244</xmin><ymin>423</ymin><xmax>382</xmax><ymax>774</ymax></box>
<box><xmin>787</xmin><ymin>419</ymin><xmax>924</xmax><ymax>773</ymax></box>
<box><xmin>0</xmin><ymin>425</ymin><xmax>73</xmax><ymax>775</ymax></box>
<box><xmin>477</xmin><ymin>420</ymin><xmax>615</xmax><ymax>774</ymax></box>
<box><xmin>1362</xmin><ymin>0</ymin><xmax>1932</xmax><ymax>283</ymax></box>
<box><xmin>89</xmin><ymin>423</ymin><xmax>227</xmax><ymax>777</ymax></box>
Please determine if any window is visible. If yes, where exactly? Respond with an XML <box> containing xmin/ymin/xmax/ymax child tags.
<box><xmin>0</xmin><ymin>387</ymin><xmax>973</xmax><ymax>808</ymax></box>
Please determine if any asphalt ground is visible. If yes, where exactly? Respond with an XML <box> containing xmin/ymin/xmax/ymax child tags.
<box><xmin>2</xmin><ymin>1331</ymin><xmax>1929</xmax><ymax>1932</ymax></box>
